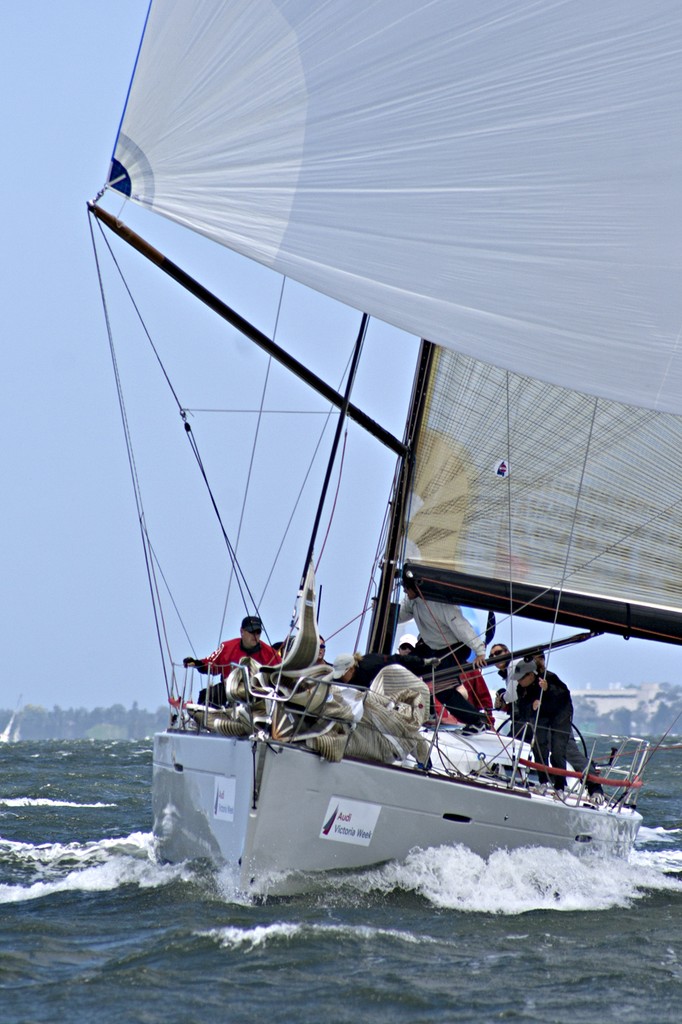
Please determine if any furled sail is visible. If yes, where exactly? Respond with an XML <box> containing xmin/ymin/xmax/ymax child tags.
<box><xmin>404</xmin><ymin>348</ymin><xmax>682</xmax><ymax>642</ymax></box>
<box><xmin>106</xmin><ymin>1</ymin><xmax>682</xmax><ymax>413</ymax></box>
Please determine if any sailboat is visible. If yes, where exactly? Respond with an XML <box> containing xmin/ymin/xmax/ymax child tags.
<box><xmin>89</xmin><ymin>2</ymin><xmax>682</xmax><ymax>894</ymax></box>
<box><xmin>0</xmin><ymin>698</ymin><xmax>22</xmax><ymax>745</ymax></box>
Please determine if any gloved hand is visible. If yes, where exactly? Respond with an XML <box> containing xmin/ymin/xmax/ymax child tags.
<box><xmin>183</xmin><ymin>657</ymin><xmax>199</xmax><ymax>668</ymax></box>
<box><xmin>422</xmin><ymin>657</ymin><xmax>440</xmax><ymax>668</ymax></box>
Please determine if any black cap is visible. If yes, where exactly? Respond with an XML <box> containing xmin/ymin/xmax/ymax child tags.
<box><xmin>241</xmin><ymin>615</ymin><xmax>263</xmax><ymax>632</ymax></box>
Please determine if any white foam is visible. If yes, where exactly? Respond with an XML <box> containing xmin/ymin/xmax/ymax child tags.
<box><xmin>637</xmin><ymin>824</ymin><xmax>682</xmax><ymax>845</ymax></box>
<box><xmin>240</xmin><ymin>843</ymin><xmax>682</xmax><ymax>914</ymax></box>
<box><xmin>201</xmin><ymin>922</ymin><xmax>303</xmax><ymax>948</ymax></box>
<box><xmin>200</xmin><ymin>921</ymin><xmax>440</xmax><ymax>950</ymax></box>
<box><xmin>630</xmin><ymin>846</ymin><xmax>682</xmax><ymax>873</ymax></box>
<box><xmin>0</xmin><ymin>831</ymin><xmax>191</xmax><ymax>904</ymax></box>
<box><xmin>0</xmin><ymin>797</ymin><xmax>115</xmax><ymax>808</ymax></box>
<box><xmin>352</xmin><ymin>844</ymin><xmax>682</xmax><ymax>913</ymax></box>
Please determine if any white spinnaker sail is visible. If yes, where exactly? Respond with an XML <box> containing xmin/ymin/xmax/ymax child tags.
<box><xmin>107</xmin><ymin>0</ymin><xmax>682</xmax><ymax>413</ymax></box>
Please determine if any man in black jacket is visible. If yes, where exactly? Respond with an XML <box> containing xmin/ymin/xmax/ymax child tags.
<box><xmin>509</xmin><ymin>656</ymin><xmax>574</xmax><ymax>793</ymax></box>
<box><xmin>533</xmin><ymin>653</ymin><xmax>603</xmax><ymax>798</ymax></box>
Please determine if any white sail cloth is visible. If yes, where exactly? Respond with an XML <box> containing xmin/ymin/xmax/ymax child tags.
<box><xmin>108</xmin><ymin>0</ymin><xmax>682</xmax><ymax>413</ymax></box>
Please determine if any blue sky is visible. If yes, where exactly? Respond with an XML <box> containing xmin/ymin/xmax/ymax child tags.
<box><xmin>2</xmin><ymin>1</ymin><xmax>679</xmax><ymax>712</ymax></box>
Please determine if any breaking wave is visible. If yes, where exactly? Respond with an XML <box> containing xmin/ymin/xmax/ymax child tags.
<box><xmin>0</xmin><ymin>832</ymin><xmax>189</xmax><ymax>904</ymax></box>
<box><xmin>216</xmin><ymin>835</ymin><xmax>682</xmax><ymax>913</ymax></box>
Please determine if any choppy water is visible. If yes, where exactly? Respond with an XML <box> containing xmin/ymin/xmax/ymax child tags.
<box><xmin>1</xmin><ymin>739</ymin><xmax>681</xmax><ymax>1023</ymax></box>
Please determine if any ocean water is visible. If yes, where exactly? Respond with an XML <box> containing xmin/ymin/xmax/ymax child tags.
<box><xmin>1</xmin><ymin>739</ymin><xmax>681</xmax><ymax>1024</ymax></box>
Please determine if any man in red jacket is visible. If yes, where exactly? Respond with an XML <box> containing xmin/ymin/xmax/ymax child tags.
<box><xmin>184</xmin><ymin>615</ymin><xmax>280</xmax><ymax>705</ymax></box>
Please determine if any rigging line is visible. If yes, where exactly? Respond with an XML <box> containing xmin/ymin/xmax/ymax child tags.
<box><xmin>314</xmin><ymin>429</ymin><xmax>348</xmax><ymax>572</ymax></box>
<box><xmin>356</xmin><ymin>469</ymin><xmax>396</xmax><ymax>652</ymax></box>
<box><xmin>325</xmin><ymin>602</ymin><xmax>375</xmax><ymax>644</ymax></box>
<box><xmin>181</xmin><ymin>419</ymin><xmax>262</xmax><ymax>623</ymax></box>
<box><xmin>258</xmin><ymin>329</ymin><xmax>364</xmax><ymax>609</ymax></box>
<box><xmin>654</xmin><ymin>312</ymin><xmax>682</xmax><ymax>406</ymax></box>
<box><xmin>93</xmin><ymin>217</ymin><xmax>184</xmax><ymax>413</ymax></box>
<box><xmin>554</xmin><ymin>489</ymin><xmax>682</xmax><ymax>591</ymax></box>
<box><xmin>183</xmin><ymin>408</ymin><xmax>340</xmax><ymax>415</ymax></box>
<box><xmin>145</xmin><ymin>521</ymin><xmax>177</xmax><ymax>683</ymax></box>
<box><xmin>92</xmin><ymin>209</ymin><xmax>260</xmax><ymax>629</ymax></box>
<box><xmin>543</xmin><ymin>395</ymin><xmax>600</xmax><ymax>675</ymax></box>
<box><xmin>146</xmin><ymin>535</ymin><xmax>197</xmax><ymax>655</ymax></box>
<box><xmin>418</xmin><ymin>571</ymin><xmax>682</xmax><ymax>645</ymax></box>
<box><xmin>222</xmin><ymin>276</ymin><xmax>288</xmax><ymax>634</ymax></box>
<box><xmin>218</xmin><ymin>278</ymin><xmax>285</xmax><ymax>639</ymax></box>
<box><xmin>216</xmin><ymin>363</ymin><xmax>273</xmax><ymax>634</ymax></box>
<box><xmin>256</xmin><ymin>402</ymin><xmax>337</xmax><ymax>606</ymax></box>
<box><xmin>525</xmin><ymin>400</ymin><xmax>596</xmax><ymax>740</ymax></box>
<box><xmin>640</xmin><ymin>707</ymin><xmax>682</xmax><ymax>771</ymax></box>
<box><xmin>411</xmin><ymin>580</ymin><xmax>475</xmax><ymax>673</ymax></box>
<box><xmin>301</xmin><ymin>313</ymin><xmax>369</xmax><ymax>587</ymax></box>
<box><xmin>255</xmin><ymin>286</ymin><xmax>353</xmax><ymax>608</ymax></box>
<box><xmin>503</xmin><ymin>369</ymin><xmax>516</xmax><ymax>660</ymax></box>
<box><xmin>89</xmin><ymin>214</ymin><xmax>171</xmax><ymax>693</ymax></box>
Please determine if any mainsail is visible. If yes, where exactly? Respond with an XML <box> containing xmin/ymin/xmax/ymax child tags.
<box><xmin>404</xmin><ymin>349</ymin><xmax>682</xmax><ymax>643</ymax></box>
<box><xmin>99</xmin><ymin>2</ymin><xmax>682</xmax><ymax>640</ymax></box>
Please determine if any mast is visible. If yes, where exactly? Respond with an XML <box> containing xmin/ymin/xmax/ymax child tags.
<box><xmin>367</xmin><ymin>340</ymin><xmax>435</xmax><ymax>654</ymax></box>
<box><xmin>300</xmin><ymin>314</ymin><xmax>369</xmax><ymax>587</ymax></box>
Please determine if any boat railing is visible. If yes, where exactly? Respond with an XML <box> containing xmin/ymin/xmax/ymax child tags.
<box><xmin>175</xmin><ymin>664</ymin><xmax>648</xmax><ymax>806</ymax></box>
<box><xmin>512</xmin><ymin>733</ymin><xmax>649</xmax><ymax>808</ymax></box>
<box><xmin>179</xmin><ymin>662</ymin><xmax>531</xmax><ymax>783</ymax></box>
<box><xmin>179</xmin><ymin>661</ymin><xmax>432</xmax><ymax>756</ymax></box>
<box><xmin>595</xmin><ymin>735</ymin><xmax>649</xmax><ymax>808</ymax></box>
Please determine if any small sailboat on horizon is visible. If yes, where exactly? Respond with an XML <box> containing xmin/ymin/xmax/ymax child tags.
<box><xmin>0</xmin><ymin>697</ymin><xmax>23</xmax><ymax>745</ymax></box>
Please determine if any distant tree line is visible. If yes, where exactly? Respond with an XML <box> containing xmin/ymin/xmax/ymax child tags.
<box><xmin>3</xmin><ymin>685</ymin><xmax>681</xmax><ymax>742</ymax></box>
<box><xmin>0</xmin><ymin>702</ymin><xmax>171</xmax><ymax>741</ymax></box>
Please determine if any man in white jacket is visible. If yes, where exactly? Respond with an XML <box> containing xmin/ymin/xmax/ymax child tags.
<box><xmin>398</xmin><ymin>580</ymin><xmax>488</xmax><ymax>730</ymax></box>
<box><xmin>399</xmin><ymin>582</ymin><xmax>486</xmax><ymax>669</ymax></box>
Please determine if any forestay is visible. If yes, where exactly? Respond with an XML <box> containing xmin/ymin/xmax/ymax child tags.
<box><xmin>106</xmin><ymin>0</ymin><xmax>682</xmax><ymax>413</ymax></box>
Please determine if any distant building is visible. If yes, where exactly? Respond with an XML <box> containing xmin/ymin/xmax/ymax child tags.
<box><xmin>572</xmin><ymin>682</ymin><xmax>663</xmax><ymax>716</ymax></box>
<box><xmin>572</xmin><ymin>681</ymin><xmax>674</xmax><ymax>734</ymax></box>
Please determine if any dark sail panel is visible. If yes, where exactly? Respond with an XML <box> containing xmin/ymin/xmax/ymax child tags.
<box><xmin>404</xmin><ymin>563</ymin><xmax>682</xmax><ymax>647</ymax></box>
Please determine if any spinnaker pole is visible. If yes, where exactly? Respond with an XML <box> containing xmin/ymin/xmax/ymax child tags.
<box><xmin>88</xmin><ymin>203</ymin><xmax>406</xmax><ymax>458</ymax></box>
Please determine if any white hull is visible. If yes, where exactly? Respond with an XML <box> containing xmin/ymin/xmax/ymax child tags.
<box><xmin>152</xmin><ymin>728</ymin><xmax>642</xmax><ymax>895</ymax></box>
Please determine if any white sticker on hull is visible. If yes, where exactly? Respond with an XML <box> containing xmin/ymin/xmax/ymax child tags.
<box><xmin>213</xmin><ymin>776</ymin><xmax>236</xmax><ymax>821</ymax></box>
<box><xmin>320</xmin><ymin>796</ymin><xmax>381</xmax><ymax>845</ymax></box>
